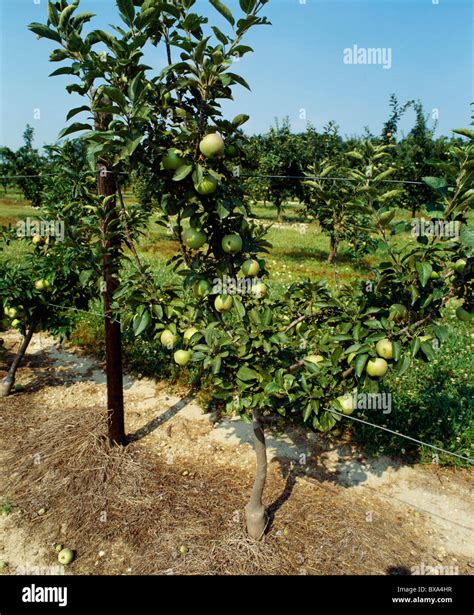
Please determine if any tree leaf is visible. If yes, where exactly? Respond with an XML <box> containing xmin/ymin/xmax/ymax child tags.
<box><xmin>209</xmin><ymin>0</ymin><xmax>235</xmax><ymax>25</ymax></box>
<box><xmin>28</xmin><ymin>22</ymin><xmax>62</xmax><ymax>43</ymax></box>
<box><xmin>66</xmin><ymin>105</ymin><xmax>90</xmax><ymax>121</ymax></box>
<box><xmin>117</xmin><ymin>0</ymin><xmax>135</xmax><ymax>25</ymax></box>
<box><xmin>415</xmin><ymin>261</ymin><xmax>432</xmax><ymax>288</ymax></box>
<box><xmin>237</xmin><ymin>366</ymin><xmax>258</xmax><ymax>381</ymax></box>
<box><xmin>172</xmin><ymin>164</ymin><xmax>193</xmax><ymax>181</ymax></box>
<box><xmin>58</xmin><ymin>123</ymin><xmax>92</xmax><ymax>138</ymax></box>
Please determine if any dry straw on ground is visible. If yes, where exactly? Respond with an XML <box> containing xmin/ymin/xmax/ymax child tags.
<box><xmin>2</xmin><ymin>399</ymin><xmax>436</xmax><ymax>575</ymax></box>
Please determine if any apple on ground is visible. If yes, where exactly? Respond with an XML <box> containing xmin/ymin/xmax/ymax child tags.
<box><xmin>160</xmin><ymin>329</ymin><xmax>179</xmax><ymax>349</ymax></box>
<box><xmin>57</xmin><ymin>548</ymin><xmax>74</xmax><ymax>565</ymax></box>
<box><xmin>214</xmin><ymin>295</ymin><xmax>233</xmax><ymax>313</ymax></box>
<box><xmin>183</xmin><ymin>327</ymin><xmax>199</xmax><ymax>345</ymax></box>
<box><xmin>183</xmin><ymin>228</ymin><xmax>207</xmax><ymax>250</ymax></box>
<box><xmin>241</xmin><ymin>258</ymin><xmax>260</xmax><ymax>277</ymax></box>
<box><xmin>199</xmin><ymin>133</ymin><xmax>225</xmax><ymax>158</ymax></box>
<box><xmin>37</xmin><ymin>507</ymin><xmax>47</xmax><ymax>516</ymax></box>
<box><xmin>375</xmin><ymin>338</ymin><xmax>394</xmax><ymax>360</ymax></box>
<box><xmin>221</xmin><ymin>234</ymin><xmax>242</xmax><ymax>254</ymax></box>
<box><xmin>251</xmin><ymin>281</ymin><xmax>267</xmax><ymax>299</ymax></box>
<box><xmin>174</xmin><ymin>350</ymin><xmax>191</xmax><ymax>366</ymax></box>
<box><xmin>366</xmin><ymin>358</ymin><xmax>388</xmax><ymax>378</ymax></box>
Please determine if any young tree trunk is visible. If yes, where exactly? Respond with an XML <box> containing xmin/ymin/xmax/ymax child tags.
<box><xmin>95</xmin><ymin>107</ymin><xmax>125</xmax><ymax>446</ymax></box>
<box><xmin>245</xmin><ymin>409</ymin><xmax>267</xmax><ymax>540</ymax></box>
<box><xmin>328</xmin><ymin>235</ymin><xmax>338</xmax><ymax>264</ymax></box>
<box><xmin>0</xmin><ymin>324</ymin><xmax>35</xmax><ymax>397</ymax></box>
<box><xmin>276</xmin><ymin>199</ymin><xmax>283</xmax><ymax>223</ymax></box>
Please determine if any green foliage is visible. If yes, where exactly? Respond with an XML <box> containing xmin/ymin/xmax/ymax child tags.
<box><xmin>352</xmin><ymin>307</ymin><xmax>473</xmax><ymax>467</ymax></box>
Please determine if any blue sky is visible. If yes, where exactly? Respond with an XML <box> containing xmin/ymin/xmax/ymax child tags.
<box><xmin>0</xmin><ymin>0</ymin><xmax>472</xmax><ymax>150</ymax></box>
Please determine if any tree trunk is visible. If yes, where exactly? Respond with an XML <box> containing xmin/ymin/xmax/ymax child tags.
<box><xmin>95</xmin><ymin>106</ymin><xmax>125</xmax><ymax>446</ymax></box>
<box><xmin>245</xmin><ymin>409</ymin><xmax>267</xmax><ymax>540</ymax></box>
<box><xmin>328</xmin><ymin>235</ymin><xmax>337</xmax><ymax>264</ymax></box>
<box><xmin>0</xmin><ymin>324</ymin><xmax>35</xmax><ymax>397</ymax></box>
<box><xmin>276</xmin><ymin>199</ymin><xmax>283</xmax><ymax>223</ymax></box>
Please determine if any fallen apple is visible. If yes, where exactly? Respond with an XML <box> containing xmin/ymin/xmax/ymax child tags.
<box><xmin>57</xmin><ymin>548</ymin><xmax>74</xmax><ymax>565</ymax></box>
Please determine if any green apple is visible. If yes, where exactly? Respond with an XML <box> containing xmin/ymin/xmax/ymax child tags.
<box><xmin>7</xmin><ymin>307</ymin><xmax>18</xmax><ymax>319</ymax></box>
<box><xmin>3</xmin><ymin>306</ymin><xmax>9</xmax><ymax>316</ymax></box>
<box><xmin>221</xmin><ymin>233</ymin><xmax>242</xmax><ymax>254</ymax></box>
<box><xmin>214</xmin><ymin>294</ymin><xmax>233</xmax><ymax>313</ymax></box>
<box><xmin>11</xmin><ymin>319</ymin><xmax>21</xmax><ymax>328</ymax></box>
<box><xmin>57</xmin><ymin>548</ymin><xmax>74</xmax><ymax>565</ymax></box>
<box><xmin>389</xmin><ymin>303</ymin><xmax>408</xmax><ymax>322</ymax></box>
<box><xmin>183</xmin><ymin>228</ymin><xmax>207</xmax><ymax>250</ymax></box>
<box><xmin>195</xmin><ymin>176</ymin><xmax>218</xmax><ymax>195</ymax></box>
<box><xmin>32</xmin><ymin>235</ymin><xmax>43</xmax><ymax>245</ymax></box>
<box><xmin>183</xmin><ymin>327</ymin><xmax>199</xmax><ymax>345</ymax></box>
<box><xmin>336</xmin><ymin>393</ymin><xmax>356</xmax><ymax>415</ymax></box>
<box><xmin>37</xmin><ymin>507</ymin><xmax>47</xmax><ymax>516</ymax></box>
<box><xmin>34</xmin><ymin>279</ymin><xmax>51</xmax><ymax>292</ymax></box>
<box><xmin>251</xmin><ymin>282</ymin><xmax>267</xmax><ymax>299</ymax></box>
<box><xmin>375</xmin><ymin>338</ymin><xmax>394</xmax><ymax>360</ymax></box>
<box><xmin>241</xmin><ymin>259</ymin><xmax>260</xmax><ymax>277</ymax></box>
<box><xmin>453</xmin><ymin>258</ymin><xmax>467</xmax><ymax>273</ymax></box>
<box><xmin>199</xmin><ymin>133</ymin><xmax>225</xmax><ymax>158</ymax></box>
<box><xmin>174</xmin><ymin>350</ymin><xmax>192</xmax><ymax>366</ymax></box>
<box><xmin>162</xmin><ymin>148</ymin><xmax>185</xmax><ymax>171</ymax></box>
<box><xmin>225</xmin><ymin>144</ymin><xmax>239</xmax><ymax>158</ymax></box>
<box><xmin>455</xmin><ymin>306</ymin><xmax>472</xmax><ymax>322</ymax></box>
<box><xmin>55</xmin><ymin>543</ymin><xmax>63</xmax><ymax>553</ymax></box>
<box><xmin>193</xmin><ymin>279</ymin><xmax>212</xmax><ymax>298</ymax></box>
<box><xmin>160</xmin><ymin>329</ymin><xmax>179</xmax><ymax>349</ymax></box>
<box><xmin>306</xmin><ymin>354</ymin><xmax>324</xmax><ymax>366</ymax></box>
<box><xmin>366</xmin><ymin>358</ymin><xmax>388</xmax><ymax>378</ymax></box>
<box><xmin>179</xmin><ymin>545</ymin><xmax>189</xmax><ymax>555</ymax></box>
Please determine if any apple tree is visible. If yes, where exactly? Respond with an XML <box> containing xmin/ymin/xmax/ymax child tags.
<box><xmin>30</xmin><ymin>0</ymin><xmax>472</xmax><ymax>540</ymax></box>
